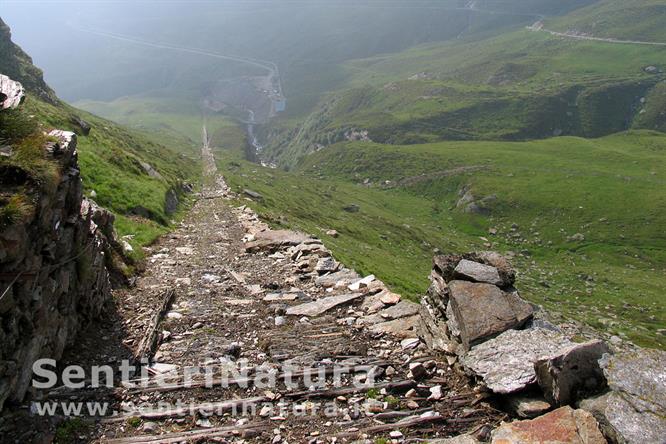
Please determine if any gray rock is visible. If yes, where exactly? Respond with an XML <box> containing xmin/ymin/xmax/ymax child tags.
<box><xmin>371</xmin><ymin>301</ymin><xmax>420</xmax><ymax>323</ymax></box>
<box><xmin>462</xmin><ymin>328</ymin><xmax>574</xmax><ymax>394</ymax></box>
<box><xmin>536</xmin><ymin>339</ymin><xmax>610</xmax><ymax>405</ymax></box>
<box><xmin>245</xmin><ymin>230</ymin><xmax>312</xmax><ymax>253</ymax></box>
<box><xmin>70</xmin><ymin>115</ymin><xmax>91</xmax><ymax>136</ymax></box>
<box><xmin>448</xmin><ymin>280</ymin><xmax>533</xmax><ymax>350</ymax></box>
<box><xmin>314</xmin><ymin>269</ymin><xmax>360</xmax><ymax>288</ymax></box>
<box><xmin>0</xmin><ymin>74</ymin><xmax>24</xmax><ymax>109</ymax></box>
<box><xmin>139</xmin><ymin>161</ymin><xmax>163</xmax><ymax>179</ymax></box>
<box><xmin>0</xmin><ymin>146</ymin><xmax>13</xmax><ymax>157</ymax></box>
<box><xmin>582</xmin><ymin>349</ymin><xmax>666</xmax><ymax>444</ymax></box>
<box><xmin>142</xmin><ymin>421</ymin><xmax>158</xmax><ymax>433</ymax></box>
<box><xmin>343</xmin><ymin>204</ymin><xmax>360</xmax><ymax>213</ymax></box>
<box><xmin>471</xmin><ymin>251</ymin><xmax>516</xmax><ymax>287</ymax></box>
<box><xmin>418</xmin><ymin>301</ymin><xmax>460</xmax><ymax>355</ymax></box>
<box><xmin>454</xmin><ymin>259</ymin><xmax>502</xmax><ymax>286</ymax></box>
<box><xmin>243</xmin><ymin>189</ymin><xmax>263</xmax><ymax>200</ymax></box>
<box><xmin>286</xmin><ymin>293</ymin><xmax>363</xmax><ymax>317</ymax></box>
<box><xmin>165</xmin><ymin>189</ymin><xmax>179</xmax><ymax>215</ymax></box>
<box><xmin>315</xmin><ymin>257</ymin><xmax>338</xmax><ymax>274</ymax></box>
<box><xmin>369</xmin><ymin>315</ymin><xmax>420</xmax><ymax>339</ymax></box>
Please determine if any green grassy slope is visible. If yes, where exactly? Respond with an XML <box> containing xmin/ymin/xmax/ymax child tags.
<box><xmin>215</xmin><ymin>130</ymin><xmax>666</xmax><ymax>349</ymax></box>
<box><xmin>263</xmin><ymin>29</ymin><xmax>666</xmax><ymax>168</ymax></box>
<box><xmin>547</xmin><ymin>0</ymin><xmax>666</xmax><ymax>42</ymax></box>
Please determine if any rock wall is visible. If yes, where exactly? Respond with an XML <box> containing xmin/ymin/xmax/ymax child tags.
<box><xmin>0</xmin><ymin>130</ymin><xmax>114</xmax><ymax>411</ymax></box>
<box><xmin>418</xmin><ymin>252</ymin><xmax>666</xmax><ymax>444</ymax></box>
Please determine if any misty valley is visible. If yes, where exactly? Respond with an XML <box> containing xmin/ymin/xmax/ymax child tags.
<box><xmin>1</xmin><ymin>1</ymin><xmax>665</xmax><ymax>443</ymax></box>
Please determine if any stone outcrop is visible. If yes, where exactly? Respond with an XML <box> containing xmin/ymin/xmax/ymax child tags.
<box><xmin>418</xmin><ymin>251</ymin><xmax>666</xmax><ymax>444</ymax></box>
<box><xmin>462</xmin><ymin>328</ymin><xmax>576</xmax><ymax>394</ymax></box>
<box><xmin>579</xmin><ymin>350</ymin><xmax>666</xmax><ymax>444</ymax></box>
<box><xmin>0</xmin><ymin>129</ymin><xmax>115</xmax><ymax>411</ymax></box>
<box><xmin>419</xmin><ymin>253</ymin><xmax>534</xmax><ymax>356</ymax></box>
<box><xmin>0</xmin><ymin>74</ymin><xmax>24</xmax><ymax>110</ymax></box>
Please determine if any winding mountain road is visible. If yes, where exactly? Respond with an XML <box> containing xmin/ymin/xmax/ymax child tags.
<box><xmin>69</xmin><ymin>25</ymin><xmax>284</xmax><ymax>98</ymax></box>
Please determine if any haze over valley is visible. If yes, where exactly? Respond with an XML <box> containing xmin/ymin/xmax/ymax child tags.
<box><xmin>1</xmin><ymin>1</ymin><xmax>665</xmax><ymax>441</ymax></box>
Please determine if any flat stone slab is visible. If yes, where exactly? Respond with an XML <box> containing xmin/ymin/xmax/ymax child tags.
<box><xmin>315</xmin><ymin>269</ymin><xmax>360</xmax><ymax>288</ymax></box>
<box><xmin>454</xmin><ymin>259</ymin><xmax>502</xmax><ymax>286</ymax></box>
<box><xmin>224</xmin><ymin>299</ymin><xmax>255</xmax><ymax>306</ymax></box>
<box><xmin>286</xmin><ymin>293</ymin><xmax>363</xmax><ymax>317</ymax></box>
<box><xmin>245</xmin><ymin>230</ymin><xmax>312</xmax><ymax>252</ymax></box>
<box><xmin>368</xmin><ymin>314</ymin><xmax>420</xmax><ymax>339</ymax></box>
<box><xmin>448</xmin><ymin>280</ymin><xmax>534</xmax><ymax>350</ymax></box>
<box><xmin>462</xmin><ymin>328</ymin><xmax>574</xmax><ymax>394</ymax></box>
<box><xmin>358</xmin><ymin>301</ymin><xmax>420</xmax><ymax>326</ymax></box>
<box><xmin>263</xmin><ymin>293</ymin><xmax>299</xmax><ymax>302</ymax></box>
<box><xmin>491</xmin><ymin>406</ymin><xmax>606</xmax><ymax>444</ymax></box>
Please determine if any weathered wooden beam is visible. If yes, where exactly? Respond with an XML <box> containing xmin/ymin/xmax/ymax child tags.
<box><xmin>133</xmin><ymin>289</ymin><xmax>176</xmax><ymax>364</ymax></box>
<box><xmin>105</xmin><ymin>421</ymin><xmax>270</xmax><ymax>444</ymax></box>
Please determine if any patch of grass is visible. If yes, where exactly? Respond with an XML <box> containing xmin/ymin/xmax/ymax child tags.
<box><xmin>54</xmin><ymin>418</ymin><xmax>89</xmax><ymax>444</ymax></box>
<box><xmin>0</xmin><ymin>194</ymin><xmax>33</xmax><ymax>229</ymax></box>
<box><xmin>126</xmin><ymin>416</ymin><xmax>142</xmax><ymax>428</ymax></box>
<box><xmin>366</xmin><ymin>388</ymin><xmax>380</xmax><ymax>399</ymax></box>
<box><xmin>0</xmin><ymin>107</ymin><xmax>38</xmax><ymax>144</ymax></box>
<box><xmin>384</xmin><ymin>395</ymin><xmax>400</xmax><ymax>409</ymax></box>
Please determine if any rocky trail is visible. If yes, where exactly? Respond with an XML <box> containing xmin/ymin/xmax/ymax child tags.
<box><xmin>14</xmin><ymin>139</ymin><xmax>506</xmax><ymax>443</ymax></box>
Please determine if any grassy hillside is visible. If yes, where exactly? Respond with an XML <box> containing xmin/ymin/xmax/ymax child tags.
<box><xmin>263</xmin><ymin>30</ymin><xmax>666</xmax><ymax>168</ymax></box>
<box><xmin>1</xmin><ymin>18</ymin><xmax>201</xmax><ymax>257</ymax></box>
<box><xmin>547</xmin><ymin>0</ymin><xmax>666</xmax><ymax>42</ymax></box>
<box><xmin>215</xmin><ymin>130</ymin><xmax>666</xmax><ymax>349</ymax></box>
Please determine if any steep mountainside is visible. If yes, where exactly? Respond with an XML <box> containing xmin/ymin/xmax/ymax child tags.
<box><xmin>547</xmin><ymin>0</ymin><xmax>666</xmax><ymax>42</ymax></box>
<box><xmin>262</xmin><ymin>28</ymin><xmax>666</xmax><ymax>168</ymax></box>
<box><xmin>0</xmin><ymin>18</ymin><xmax>200</xmax><ymax>256</ymax></box>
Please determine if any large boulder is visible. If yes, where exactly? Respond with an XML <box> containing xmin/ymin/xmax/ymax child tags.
<box><xmin>536</xmin><ymin>339</ymin><xmax>610</xmax><ymax>405</ymax></box>
<box><xmin>491</xmin><ymin>406</ymin><xmax>606</xmax><ymax>444</ymax></box>
<box><xmin>462</xmin><ymin>328</ymin><xmax>574</xmax><ymax>394</ymax></box>
<box><xmin>448</xmin><ymin>280</ymin><xmax>533</xmax><ymax>350</ymax></box>
<box><xmin>580</xmin><ymin>349</ymin><xmax>666</xmax><ymax>444</ymax></box>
